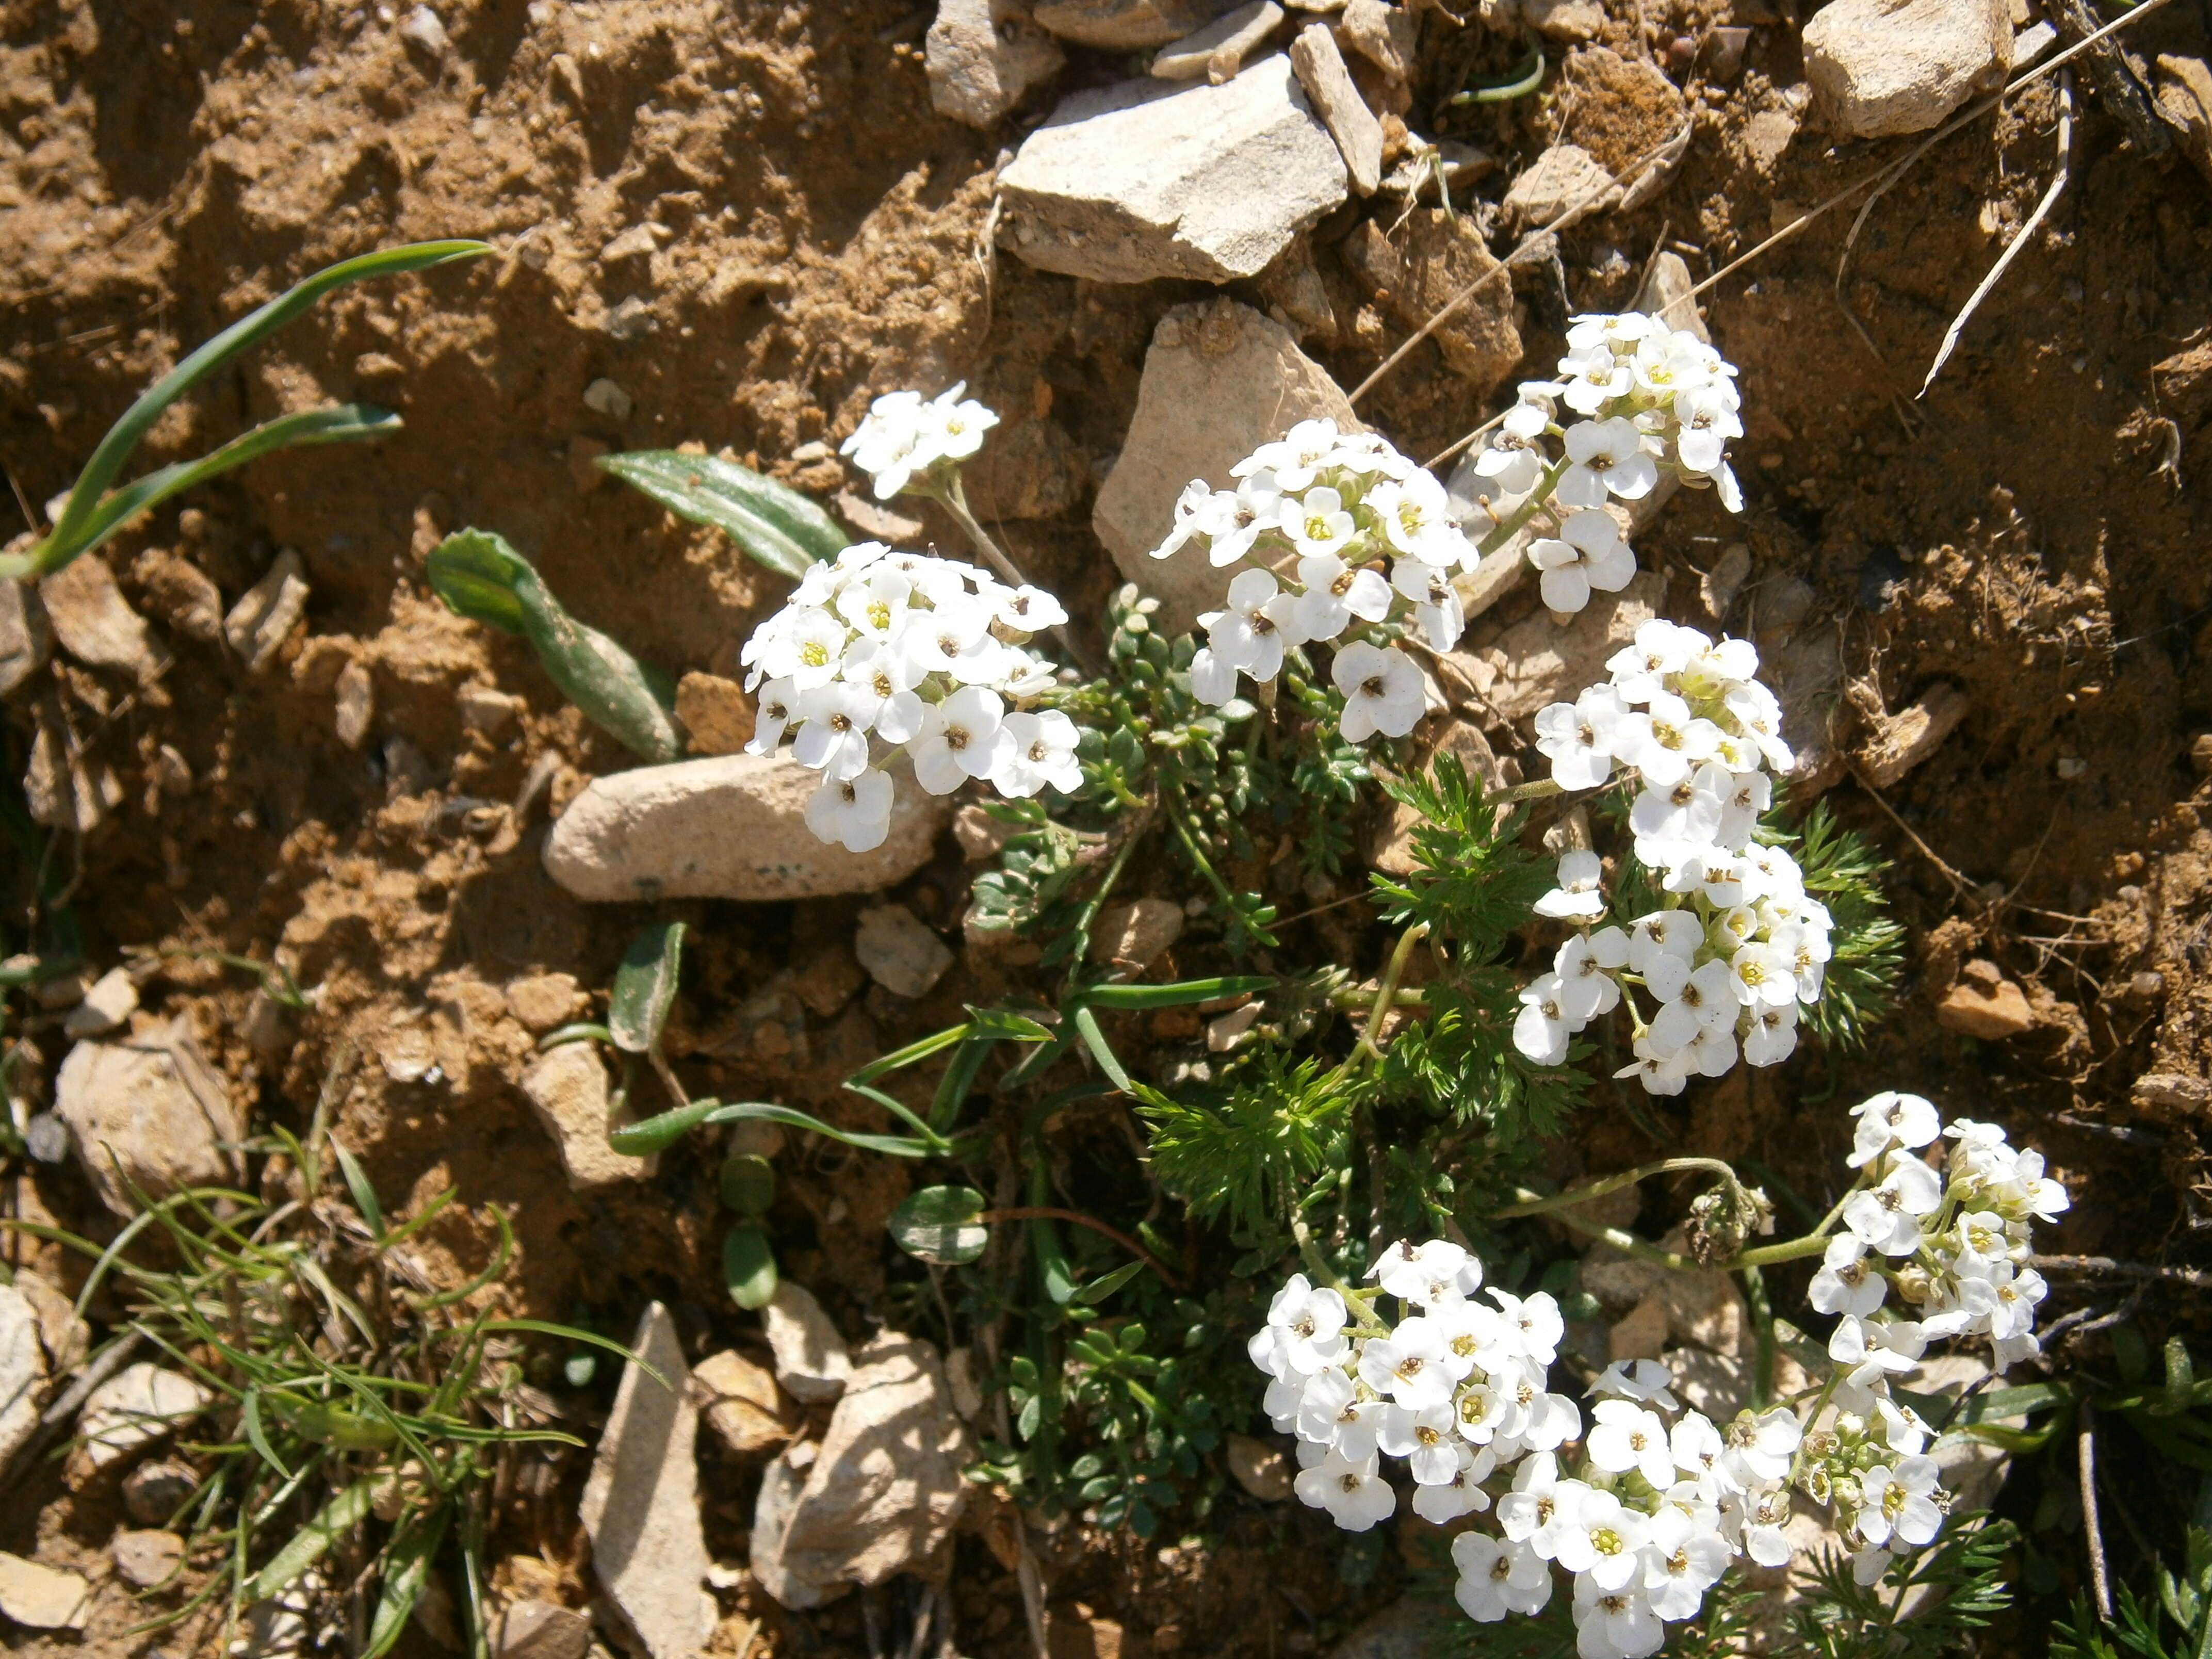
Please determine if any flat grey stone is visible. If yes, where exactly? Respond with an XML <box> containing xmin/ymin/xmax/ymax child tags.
<box><xmin>1033</xmin><ymin>0</ymin><xmax>1234</xmax><ymax>48</ymax></box>
<box><xmin>1289</xmin><ymin>23</ymin><xmax>1381</xmax><ymax>194</ymax></box>
<box><xmin>927</xmin><ymin>0</ymin><xmax>1065</xmax><ymax>127</ymax></box>
<box><xmin>1803</xmin><ymin>0</ymin><xmax>2010</xmax><ymax>138</ymax></box>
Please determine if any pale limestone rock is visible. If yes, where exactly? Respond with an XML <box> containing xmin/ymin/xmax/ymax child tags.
<box><xmin>579</xmin><ymin>1304</ymin><xmax>714</xmax><ymax>1659</ymax></box>
<box><xmin>1339</xmin><ymin>0</ymin><xmax>1415</xmax><ymax>79</ymax></box>
<box><xmin>1290</xmin><ymin>24</ymin><xmax>1381</xmax><ymax>194</ymax></box>
<box><xmin>747</xmin><ymin>1449</ymin><xmax>834</xmax><ymax>1609</ymax></box>
<box><xmin>497</xmin><ymin>1600</ymin><xmax>592</xmax><ymax>1659</ymax></box>
<box><xmin>1225</xmin><ymin>1431</ymin><xmax>1292</xmax><ymax>1500</ymax></box>
<box><xmin>998</xmin><ymin>53</ymin><xmax>1346</xmax><ymax>284</ymax></box>
<box><xmin>54</xmin><ymin>1018</ymin><xmax>245</xmax><ymax>1218</ymax></box>
<box><xmin>503</xmin><ymin>973</ymin><xmax>584</xmax><ymax>1033</ymax></box>
<box><xmin>0</xmin><ymin>579</ymin><xmax>51</xmax><ymax>696</ymax></box>
<box><xmin>112</xmin><ymin>1529</ymin><xmax>184</xmax><ymax>1589</ymax></box>
<box><xmin>772</xmin><ymin>1336</ymin><xmax>973</xmax><ymax>1595</ymax></box>
<box><xmin>543</xmin><ymin>753</ymin><xmax>948</xmax><ymax>902</ymax></box>
<box><xmin>1803</xmin><ymin>0</ymin><xmax>2011</xmax><ymax>138</ymax></box>
<box><xmin>1520</xmin><ymin>0</ymin><xmax>1605</xmax><ymax>41</ymax></box>
<box><xmin>928</xmin><ymin>0</ymin><xmax>1065</xmax><ymax>127</ymax></box>
<box><xmin>0</xmin><ymin>1286</ymin><xmax>46</xmax><ymax>1471</ymax></box>
<box><xmin>1034</xmin><ymin>0</ymin><xmax>1235</xmax><ymax>47</ymax></box>
<box><xmin>0</xmin><ymin>1554</ymin><xmax>89</xmax><ymax>1630</ymax></box>
<box><xmin>693</xmin><ymin>1349</ymin><xmax>793</xmax><ymax>1455</ymax></box>
<box><xmin>334</xmin><ymin>659</ymin><xmax>375</xmax><ymax>750</ymax></box>
<box><xmin>761</xmin><ymin>1282</ymin><xmax>852</xmax><ymax>1403</ymax></box>
<box><xmin>61</xmin><ymin>967</ymin><xmax>138</xmax><ymax>1037</ymax></box>
<box><xmin>1384</xmin><ymin>209</ymin><xmax>1522</xmax><ymax>397</ymax></box>
<box><xmin>122</xmin><ymin>1460</ymin><xmax>199</xmax><ymax>1525</ymax></box>
<box><xmin>672</xmin><ymin>672</ymin><xmax>752</xmax><ymax>756</ymax></box>
<box><xmin>519</xmin><ymin>1044</ymin><xmax>656</xmax><ymax>1192</ymax></box>
<box><xmin>1152</xmin><ymin>1</ymin><xmax>1283</xmax><ymax>81</ymax></box>
<box><xmin>78</xmin><ymin>1363</ymin><xmax>213</xmax><ymax>1471</ymax></box>
<box><xmin>1093</xmin><ymin>299</ymin><xmax>1356</xmax><ymax>633</ymax></box>
<box><xmin>854</xmin><ymin>905</ymin><xmax>954</xmax><ymax>1000</ymax></box>
<box><xmin>1445</xmin><ymin>572</ymin><xmax>1665</xmax><ymax>724</ymax></box>
<box><xmin>1088</xmin><ymin>898</ymin><xmax>1184</xmax><ymax>969</ymax></box>
<box><xmin>457</xmin><ymin>680</ymin><xmax>522</xmax><ymax>737</ymax></box>
<box><xmin>1501</xmin><ymin>143</ymin><xmax>1619</xmax><ymax>230</ymax></box>
<box><xmin>39</xmin><ymin>555</ymin><xmax>161</xmax><ymax>680</ymax></box>
<box><xmin>222</xmin><ymin>548</ymin><xmax>310</xmax><ymax>673</ymax></box>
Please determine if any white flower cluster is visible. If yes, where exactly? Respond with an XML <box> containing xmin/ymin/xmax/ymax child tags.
<box><xmin>1514</xmin><ymin>620</ymin><xmax>1828</xmax><ymax>1095</ymax></box>
<box><xmin>838</xmin><ymin>382</ymin><xmax>1000</xmax><ymax>500</ymax></box>
<box><xmin>1465</xmin><ymin>313</ymin><xmax>1744</xmax><ymax>616</ymax></box>
<box><xmin>1147</xmin><ymin>419</ymin><xmax>1469</xmax><ymax>740</ymax></box>
<box><xmin>1249</xmin><ymin>1240</ymin><xmax>1822</xmax><ymax>1659</ymax></box>
<box><xmin>740</xmin><ymin>542</ymin><xmax>1074</xmax><ymax>852</ymax></box>
<box><xmin>1817</xmin><ymin>1092</ymin><xmax>2067</xmax><ymax>1392</ymax></box>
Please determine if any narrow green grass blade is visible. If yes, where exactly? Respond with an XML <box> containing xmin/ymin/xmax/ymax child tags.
<box><xmin>607</xmin><ymin>1099</ymin><xmax>720</xmax><ymax>1156</ymax></box>
<box><xmin>37</xmin><ymin>241</ymin><xmax>485</xmax><ymax>571</ymax></box>
<box><xmin>363</xmin><ymin>1508</ymin><xmax>450</xmax><ymax>1659</ymax></box>
<box><xmin>248</xmin><ymin>1477</ymin><xmax>375</xmax><ymax>1603</ymax></box>
<box><xmin>241</xmin><ymin>1390</ymin><xmax>295</xmax><ymax>1480</ymax></box>
<box><xmin>705</xmin><ymin>1100</ymin><xmax>936</xmax><ymax>1158</ymax></box>
<box><xmin>597</xmin><ymin>449</ymin><xmax>847</xmax><ymax>578</ymax></box>
<box><xmin>331</xmin><ymin>1141</ymin><xmax>385</xmax><ymax>1238</ymax></box>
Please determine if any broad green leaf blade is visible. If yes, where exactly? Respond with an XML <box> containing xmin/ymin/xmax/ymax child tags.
<box><xmin>25</xmin><ymin>240</ymin><xmax>486</xmax><ymax>579</ymax></box>
<box><xmin>597</xmin><ymin>450</ymin><xmax>848</xmax><ymax>579</ymax></box>
<box><xmin>249</xmin><ymin>1477</ymin><xmax>377</xmax><ymax>1603</ymax></box>
<box><xmin>719</xmin><ymin>1153</ymin><xmax>775</xmax><ymax>1218</ymax></box>
<box><xmin>59</xmin><ymin>405</ymin><xmax>402</xmax><ymax>567</ymax></box>
<box><xmin>608</xmin><ymin>1099</ymin><xmax>720</xmax><ymax>1156</ymax></box>
<box><xmin>723</xmin><ymin>1225</ymin><xmax>778</xmax><ymax>1310</ymax></box>
<box><xmin>1077</xmin><ymin>1259</ymin><xmax>1145</xmax><ymax>1303</ymax></box>
<box><xmin>962</xmin><ymin>1006</ymin><xmax>1055</xmax><ymax>1042</ymax></box>
<box><xmin>1071</xmin><ymin>1004</ymin><xmax>1132</xmax><ymax>1093</ymax></box>
<box><xmin>703</xmin><ymin>1100</ymin><xmax>935</xmax><ymax>1158</ymax></box>
<box><xmin>889</xmin><ymin>1185</ymin><xmax>989</xmax><ymax>1265</ymax></box>
<box><xmin>426</xmin><ymin>529</ymin><xmax>680</xmax><ymax>763</ymax></box>
<box><xmin>363</xmin><ymin>1508</ymin><xmax>450</xmax><ymax>1659</ymax></box>
<box><xmin>609</xmin><ymin>921</ymin><xmax>686</xmax><ymax>1053</ymax></box>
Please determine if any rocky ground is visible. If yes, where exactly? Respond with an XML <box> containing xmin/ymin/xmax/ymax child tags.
<box><xmin>5</xmin><ymin>0</ymin><xmax>2212</xmax><ymax>1653</ymax></box>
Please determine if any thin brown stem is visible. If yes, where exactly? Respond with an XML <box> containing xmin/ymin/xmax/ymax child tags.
<box><xmin>980</xmin><ymin>1208</ymin><xmax>1183</xmax><ymax>1292</ymax></box>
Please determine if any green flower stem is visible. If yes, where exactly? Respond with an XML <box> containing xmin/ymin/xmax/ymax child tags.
<box><xmin>1474</xmin><ymin>457</ymin><xmax>1571</xmax><ymax>558</ymax></box>
<box><xmin>1328</xmin><ymin>986</ymin><xmax>1431</xmax><ymax>1013</ymax></box>
<box><xmin>918</xmin><ymin>468</ymin><xmax>1096</xmax><ymax>672</ymax></box>
<box><xmin>1352</xmin><ymin>921</ymin><xmax>1429</xmax><ymax>1068</ymax></box>
<box><xmin>1742</xmin><ymin>1263</ymin><xmax>1776</xmax><ymax>1410</ymax></box>
<box><xmin>1292</xmin><ymin>1211</ymin><xmax>1390</xmax><ymax>1337</ymax></box>
<box><xmin>1495</xmin><ymin>1161</ymin><xmax>1840</xmax><ymax>1274</ymax></box>
<box><xmin>1492</xmin><ymin>777</ymin><xmax>1566</xmax><ymax>805</ymax></box>
<box><xmin>1490</xmin><ymin>1158</ymin><xmax>1746</xmax><ymax>1219</ymax></box>
<box><xmin>1727</xmin><ymin>1232</ymin><xmax>1837</xmax><ymax>1269</ymax></box>
<box><xmin>1510</xmin><ymin>1195</ymin><xmax>1700</xmax><ymax>1272</ymax></box>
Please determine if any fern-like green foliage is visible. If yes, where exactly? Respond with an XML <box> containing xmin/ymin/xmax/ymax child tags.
<box><xmin>1787</xmin><ymin>801</ymin><xmax>1905</xmax><ymax>1050</ymax></box>
<box><xmin>2054</xmin><ymin>1526</ymin><xmax>2212</xmax><ymax>1659</ymax></box>
<box><xmin>1370</xmin><ymin>754</ymin><xmax>1554</xmax><ymax>956</ymax></box>
<box><xmin>1135</xmin><ymin>1053</ymin><xmax>1355</xmax><ymax>1238</ymax></box>
<box><xmin>1788</xmin><ymin>1514</ymin><xmax>2018</xmax><ymax>1658</ymax></box>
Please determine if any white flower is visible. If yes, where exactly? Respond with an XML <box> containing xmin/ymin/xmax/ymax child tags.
<box><xmin>1333</xmin><ymin>642</ymin><xmax>1424</xmax><ymax>742</ymax></box>
<box><xmin>1573</xmin><ymin>1580</ymin><xmax>1666</xmax><ymax>1659</ymax></box>
<box><xmin>1559</xmin><ymin>343</ymin><xmax>1637</xmax><ymax>415</ymax></box>
<box><xmin>1534</xmin><ymin>850</ymin><xmax>1609</xmax><ymax>922</ymax></box>
<box><xmin>840</xmin><ymin>645</ymin><xmax>926</xmax><ymax>744</ymax></box>
<box><xmin>1379</xmin><ymin>1401</ymin><xmax>1463</xmax><ymax>1485</ymax></box>
<box><xmin>1588</xmin><ymin>1400</ymin><xmax>1677</xmax><ymax>1490</ymax></box>
<box><xmin>1535</xmin><ymin>685</ymin><xmax>1630</xmax><ymax>791</ymax></box>
<box><xmin>1453</xmin><ymin>1533</ymin><xmax>1553</xmax><ymax>1621</ymax></box>
<box><xmin>1553</xmin><ymin>1488</ymin><xmax>1651</xmax><ymax>1592</ymax></box>
<box><xmin>1281</xmin><ymin>485</ymin><xmax>1359</xmax><ymax>559</ymax></box>
<box><xmin>1648</xmin><ymin>961</ymin><xmax>1737</xmax><ymax>1049</ymax></box>
<box><xmin>922</xmin><ymin>381</ymin><xmax>998</xmax><ymax>460</ymax></box>
<box><xmin>1667</xmin><ymin>1413</ymin><xmax>1727</xmax><ymax>1495</ymax></box>
<box><xmin>1559</xmin><ymin>417</ymin><xmax>1660</xmax><ymax>508</ymax></box>
<box><xmin>1876</xmin><ymin>1397</ymin><xmax>1933</xmax><ymax>1457</ymax></box>
<box><xmin>1843</xmin><ymin>1157</ymin><xmax>1945</xmax><ymax>1256</ymax></box>
<box><xmin>1154</xmin><ymin>479</ymin><xmax>1232</xmax><ymax>561</ymax></box>
<box><xmin>1473</xmin><ymin>427</ymin><xmax>1546</xmax><ymax>496</ymax></box>
<box><xmin>1555</xmin><ymin>927</ymin><xmax>1629</xmax><ymax>1022</ymax></box>
<box><xmin>1370</xmin><ymin>470</ymin><xmax>1460</xmax><ymax>559</ymax></box>
<box><xmin>1189</xmin><ymin>645</ymin><xmax>1239</xmax><ymax>706</ymax></box>
<box><xmin>1641</xmin><ymin>1506</ymin><xmax>1729</xmax><ymax>1622</ymax></box>
<box><xmin>1591</xmin><ymin>1359</ymin><xmax>1680</xmax><ymax>1412</ymax></box>
<box><xmin>1673</xmin><ymin>385</ymin><xmax>1743</xmax><ymax>474</ymax></box>
<box><xmin>802</xmin><ymin>770</ymin><xmax>894</xmax><ymax>853</ymax></box>
<box><xmin>896</xmin><ymin>593</ymin><xmax>996</xmax><ymax>677</ymax></box>
<box><xmin>1742</xmin><ymin>1000</ymin><xmax>1799</xmax><ymax>1066</ymax></box>
<box><xmin>1498</xmin><ymin>1455</ymin><xmax>1589</xmax><ymax>1559</ymax></box>
<box><xmin>1369</xmin><ymin>1238</ymin><xmax>1474</xmax><ymax>1305</ymax></box>
<box><xmin>1529</xmin><ymin>509</ymin><xmax>1638</xmax><ymax>614</ymax></box>
<box><xmin>1727</xmin><ymin>941</ymin><xmax>1797</xmax><ymax>1010</ymax></box>
<box><xmin>991</xmin><ymin>710</ymin><xmax>1082</xmax><ymax>798</ymax></box>
<box><xmin>1263</xmin><ymin>1274</ymin><xmax>1349</xmax><ymax>1374</ymax></box>
<box><xmin>994</xmin><ymin>582</ymin><xmax>1068</xmax><ymax>633</ymax></box>
<box><xmin>1615</xmin><ymin>1038</ymin><xmax>1691</xmax><ymax>1097</ymax></box>
<box><xmin>1208</xmin><ymin>568</ymin><xmax>1300</xmax><ymax>680</ymax></box>
<box><xmin>1847</xmin><ymin>1092</ymin><xmax>1942</xmax><ymax>1170</ymax></box>
<box><xmin>1392</xmin><ymin>557</ymin><xmax>1465</xmax><ymax>652</ymax></box>
<box><xmin>1293</xmin><ymin>552</ymin><xmax>1392</xmax><ymax>640</ymax></box>
<box><xmin>1293</xmin><ymin>1446</ymin><xmax>1397</xmax><ymax>1531</ymax></box>
<box><xmin>1415</xmin><ymin>1442</ymin><xmax>1498</xmax><ymax>1523</ymax></box>
<box><xmin>841</xmin><ymin>389</ymin><xmax>930</xmax><ymax>497</ymax></box>
<box><xmin>790</xmin><ymin>681</ymin><xmax>877</xmax><ymax>779</ymax></box>
<box><xmin>1515</xmin><ymin>973</ymin><xmax>1574</xmax><ymax>1065</ymax></box>
<box><xmin>1242</xmin><ymin>417</ymin><xmax>1344</xmax><ymax>492</ymax></box>
<box><xmin>1854</xmin><ymin>1458</ymin><xmax>1945</xmax><ymax>1549</ymax></box>
<box><xmin>1358</xmin><ymin>1318</ymin><xmax>1455</xmax><ymax>1410</ymax></box>
<box><xmin>910</xmin><ymin>685</ymin><xmax>1011</xmax><ymax>794</ymax></box>
<box><xmin>1828</xmin><ymin>1316</ymin><xmax>1928</xmax><ymax>1408</ymax></box>
<box><xmin>748</xmin><ymin>675</ymin><xmax>799</xmax><ymax>756</ymax></box>
<box><xmin>1809</xmin><ymin>1233</ymin><xmax>1888</xmax><ymax>1319</ymax></box>
<box><xmin>1732</xmin><ymin>1484</ymin><xmax>1795</xmax><ymax>1567</ymax></box>
<box><xmin>1720</xmin><ymin>1406</ymin><xmax>1802</xmax><ymax>1485</ymax></box>
<box><xmin>1295</xmin><ymin>1368</ymin><xmax>1380</xmax><ymax>1454</ymax></box>
<box><xmin>1490</xmin><ymin>1289</ymin><xmax>1565</xmax><ymax>1364</ymax></box>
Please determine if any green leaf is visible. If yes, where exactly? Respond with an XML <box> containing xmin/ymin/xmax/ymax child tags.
<box><xmin>888</xmin><ymin>1185</ymin><xmax>989</xmax><ymax>1265</ymax></box>
<box><xmin>331</xmin><ymin>1141</ymin><xmax>385</xmax><ymax>1238</ymax></box>
<box><xmin>241</xmin><ymin>1389</ymin><xmax>296</xmax><ymax>1480</ymax></box>
<box><xmin>425</xmin><ymin>529</ymin><xmax>680</xmax><ymax>763</ymax></box>
<box><xmin>1071</xmin><ymin>1004</ymin><xmax>1132</xmax><ymax>1093</ymax></box>
<box><xmin>1081</xmin><ymin>977</ymin><xmax>1273</xmax><ymax>1011</ymax></box>
<box><xmin>8</xmin><ymin>239</ymin><xmax>486</xmax><ymax>581</ymax></box>
<box><xmin>249</xmin><ymin>1477</ymin><xmax>376</xmax><ymax>1603</ymax></box>
<box><xmin>609</xmin><ymin>921</ymin><xmax>686</xmax><ymax>1053</ymax></box>
<box><xmin>723</xmin><ymin>1225</ymin><xmax>778</xmax><ymax>1310</ymax></box>
<box><xmin>703</xmin><ymin>1100</ymin><xmax>936</xmax><ymax>1158</ymax></box>
<box><xmin>962</xmin><ymin>1006</ymin><xmax>1055</xmax><ymax>1042</ymax></box>
<box><xmin>719</xmin><ymin>1153</ymin><xmax>776</xmax><ymax>1218</ymax></box>
<box><xmin>362</xmin><ymin>1508</ymin><xmax>450</xmax><ymax>1659</ymax></box>
<box><xmin>597</xmin><ymin>450</ymin><xmax>848</xmax><ymax>580</ymax></box>
<box><xmin>608</xmin><ymin>1098</ymin><xmax>720</xmax><ymax>1156</ymax></box>
<box><xmin>1079</xmin><ymin>1259</ymin><xmax>1146</xmax><ymax>1304</ymax></box>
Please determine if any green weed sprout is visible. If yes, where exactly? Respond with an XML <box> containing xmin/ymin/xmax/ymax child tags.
<box><xmin>1</xmin><ymin>240</ymin><xmax>486</xmax><ymax>584</ymax></box>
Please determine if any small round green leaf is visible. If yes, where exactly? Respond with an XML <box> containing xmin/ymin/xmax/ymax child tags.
<box><xmin>888</xmin><ymin>1185</ymin><xmax>989</xmax><ymax>1266</ymax></box>
<box><xmin>723</xmin><ymin>1225</ymin><xmax>778</xmax><ymax>1310</ymax></box>
<box><xmin>719</xmin><ymin>1153</ymin><xmax>776</xmax><ymax>1218</ymax></box>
